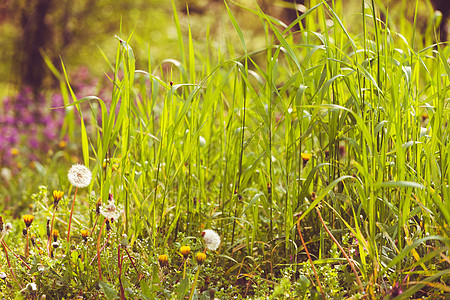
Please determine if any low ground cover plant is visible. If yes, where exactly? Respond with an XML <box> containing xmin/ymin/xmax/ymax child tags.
<box><xmin>0</xmin><ymin>0</ymin><xmax>449</xmax><ymax>299</ymax></box>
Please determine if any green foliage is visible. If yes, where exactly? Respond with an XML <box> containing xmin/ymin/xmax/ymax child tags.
<box><xmin>99</xmin><ymin>281</ymin><xmax>119</xmax><ymax>300</ymax></box>
<box><xmin>1</xmin><ymin>0</ymin><xmax>449</xmax><ymax>299</ymax></box>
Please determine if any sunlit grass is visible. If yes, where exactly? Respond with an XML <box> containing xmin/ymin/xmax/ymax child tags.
<box><xmin>0</xmin><ymin>0</ymin><xmax>449</xmax><ymax>299</ymax></box>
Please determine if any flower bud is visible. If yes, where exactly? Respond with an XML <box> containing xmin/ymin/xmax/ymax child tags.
<box><xmin>158</xmin><ymin>254</ymin><xmax>169</xmax><ymax>267</ymax></box>
<box><xmin>52</xmin><ymin>229</ymin><xmax>59</xmax><ymax>242</ymax></box>
<box><xmin>23</xmin><ymin>215</ymin><xmax>34</xmax><ymax>227</ymax></box>
<box><xmin>301</xmin><ymin>153</ymin><xmax>312</xmax><ymax>167</ymax></box>
<box><xmin>52</xmin><ymin>190</ymin><xmax>64</xmax><ymax>207</ymax></box>
<box><xmin>180</xmin><ymin>245</ymin><xmax>191</xmax><ymax>259</ymax></box>
<box><xmin>81</xmin><ymin>230</ymin><xmax>89</xmax><ymax>243</ymax></box>
<box><xmin>196</xmin><ymin>252</ymin><xmax>206</xmax><ymax>265</ymax></box>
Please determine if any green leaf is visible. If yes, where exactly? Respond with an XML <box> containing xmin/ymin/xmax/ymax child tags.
<box><xmin>176</xmin><ymin>277</ymin><xmax>190</xmax><ymax>299</ymax></box>
<box><xmin>380</xmin><ymin>235</ymin><xmax>448</xmax><ymax>277</ymax></box>
<box><xmin>140</xmin><ymin>280</ymin><xmax>154</xmax><ymax>300</ymax></box>
<box><xmin>224</xmin><ymin>1</ymin><xmax>247</xmax><ymax>53</ymax></box>
<box><xmin>242</xmin><ymin>193</ymin><xmax>264</xmax><ymax>215</ymax></box>
<box><xmin>374</xmin><ymin>181</ymin><xmax>424</xmax><ymax>189</ymax></box>
<box><xmin>99</xmin><ymin>281</ymin><xmax>119</xmax><ymax>300</ymax></box>
<box><xmin>13</xmin><ymin>294</ymin><xmax>25</xmax><ymax>300</ymax></box>
<box><xmin>402</xmin><ymin>141</ymin><xmax>422</xmax><ymax>149</ymax></box>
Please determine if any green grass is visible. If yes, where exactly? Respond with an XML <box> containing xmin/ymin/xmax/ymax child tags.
<box><xmin>0</xmin><ymin>0</ymin><xmax>449</xmax><ymax>299</ymax></box>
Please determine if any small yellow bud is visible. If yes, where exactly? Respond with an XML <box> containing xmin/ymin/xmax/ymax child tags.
<box><xmin>180</xmin><ymin>245</ymin><xmax>191</xmax><ymax>259</ymax></box>
<box><xmin>196</xmin><ymin>252</ymin><xmax>206</xmax><ymax>265</ymax></box>
<box><xmin>23</xmin><ymin>215</ymin><xmax>35</xmax><ymax>227</ymax></box>
<box><xmin>80</xmin><ymin>230</ymin><xmax>90</xmax><ymax>242</ymax></box>
<box><xmin>158</xmin><ymin>254</ymin><xmax>169</xmax><ymax>267</ymax></box>
<box><xmin>52</xmin><ymin>229</ymin><xmax>59</xmax><ymax>242</ymax></box>
<box><xmin>52</xmin><ymin>190</ymin><xmax>64</xmax><ymax>206</ymax></box>
<box><xmin>301</xmin><ymin>153</ymin><xmax>312</xmax><ymax>167</ymax></box>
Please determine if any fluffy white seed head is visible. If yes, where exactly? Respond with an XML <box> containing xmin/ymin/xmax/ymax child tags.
<box><xmin>27</xmin><ymin>282</ymin><xmax>37</xmax><ymax>292</ymax></box>
<box><xmin>68</xmin><ymin>164</ymin><xmax>92</xmax><ymax>188</ymax></box>
<box><xmin>201</xmin><ymin>229</ymin><xmax>221</xmax><ymax>251</ymax></box>
<box><xmin>101</xmin><ymin>200</ymin><xmax>121</xmax><ymax>222</ymax></box>
<box><xmin>4</xmin><ymin>223</ymin><xmax>12</xmax><ymax>233</ymax></box>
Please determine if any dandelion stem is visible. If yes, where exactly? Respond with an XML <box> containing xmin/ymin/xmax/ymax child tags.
<box><xmin>188</xmin><ymin>266</ymin><xmax>201</xmax><ymax>300</ymax></box>
<box><xmin>1</xmin><ymin>240</ymin><xmax>22</xmax><ymax>289</ymax></box>
<box><xmin>25</xmin><ymin>228</ymin><xmax>29</xmax><ymax>259</ymax></box>
<box><xmin>118</xmin><ymin>245</ymin><xmax>122</xmax><ymax>271</ymax></box>
<box><xmin>48</xmin><ymin>208</ymin><xmax>56</xmax><ymax>257</ymax></box>
<box><xmin>124</xmin><ymin>247</ymin><xmax>140</xmax><ymax>277</ymax></box>
<box><xmin>118</xmin><ymin>246</ymin><xmax>126</xmax><ymax>300</ymax></box>
<box><xmin>89</xmin><ymin>214</ymin><xmax>99</xmax><ymax>238</ymax></box>
<box><xmin>97</xmin><ymin>218</ymin><xmax>107</xmax><ymax>281</ymax></box>
<box><xmin>67</xmin><ymin>187</ymin><xmax>79</xmax><ymax>243</ymax></box>
<box><xmin>1</xmin><ymin>239</ymin><xmax>31</xmax><ymax>270</ymax></box>
<box><xmin>89</xmin><ymin>230</ymin><xmax>111</xmax><ymax>265</ymax></box>
<box><xmin>296</xmin><ymin>216</ymin><xmax>326</xmax><ymax>300</ymax></box>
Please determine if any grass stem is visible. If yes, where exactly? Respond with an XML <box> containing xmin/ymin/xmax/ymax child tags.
<box><xmin>67</xmin><ymin>187</ymin><xmax>79</xmax><ymax>243</ymax></box>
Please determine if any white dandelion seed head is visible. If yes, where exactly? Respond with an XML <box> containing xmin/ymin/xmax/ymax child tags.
<box><xmin>101</xmin><ymin>200</ymin><xmax>121</xmax><ymax>222</ymax></box>
<box><xmin>4</xmin><ymin>223</ymin><xmax>12</xmax><ymax>233</ymax></box>
<box><xmin>121</xmin><ymin>234</ymin><xmax>128</xmax><ymax>247</ymax></box>
<box><xmin>26</xmin><ymin>282</ymin><xmax>37</xmax><ymax>292</ymax></box>
<box><xmin>201</xmin><ymin>229</ymin><xmax>221</xmax><ymax>251</ymax></box>
<box><xmin>68</xmin><ymin>164</ymin><xmax>92</xmax><ymax>188</ymax></box>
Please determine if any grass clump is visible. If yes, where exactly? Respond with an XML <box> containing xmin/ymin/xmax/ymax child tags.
<box><xmin>0</xmin><ymin>0</ymin><xmax>449</xmax><ymax>299</ymax></box>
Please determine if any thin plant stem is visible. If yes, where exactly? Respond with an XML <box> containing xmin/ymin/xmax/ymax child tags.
<box><xmin>67</xmin><ymin>187</ymin><xmax>79</xmax><ymax>243</ymax></box>
<box><xmin>118</xmin><ymin>246</ymin><xmax>126</xmax><ymax>300</ymax></box>
<box><xmin>188</xmin><ymin>265</ymin><xmax>201</xmax><ymax>300</ymax></box>
<box><xmin>124</xmin><ymin>247</ymin><xmax>140</xmax><ymax>277</ymax></box>
<box><xmin>1</xmin><ymin>240</ymin><xmax>31</xmax><ymax>270</ymax></box>
<box><xmin>118</xmin><ymin>245</ymin><xmax>122</xmax><ymax>271</ymax></box>
<box><xmin>97</xmin><ymin>218</ymin><xmax>107</xmax><ymax>281</ymax></box>
<box><xmin>90</xmin><ymin>231</ymin><xmax>111</xmax><ymax>265</ymax></box>
<box><xmin>315</xmin><ymin>207</ymin><xmax>366</xmax><ymax>297</ymax></box>
<box><xmin>296</xmin><ymin>216</ymin><xmax>326</xmax><ymax>300</ymax></box>
<box><xmin>1</xmin><ymin>240</ymin><xmax>22</xmax><ymax>289</ymax></box>
<box><xmin>89</xmin><ymin>214</ymin><xmax>99</xmax><ymax>238</ymax></box>
<box><xmin>25</xmin><ymin>228</ymin><xmax>29</xmax><ymax>259</ymax></box>
<box><xmin>81</xmin><ymin>243</ymin><xmax>87</xmax><ymax>263</ymax></box>
<box><xmin>47</xmin><ymin>207</ymin><xmax>56</xmax><ymax>257</ymax></box>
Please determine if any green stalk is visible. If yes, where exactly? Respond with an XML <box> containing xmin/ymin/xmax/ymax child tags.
<box><xmin>66</xmin><ymin>187</ymin><xmax>78</xmax><ymax>244</ymax></box>
<box><xmin>188</xmin><ymin>266</ymin><xmax>201</xmax><ymax>300</ymax></box>
<box><xmin>97</xmin><ymin>218</ymin><xmax>107</xmax><ymax>281</ymax></box>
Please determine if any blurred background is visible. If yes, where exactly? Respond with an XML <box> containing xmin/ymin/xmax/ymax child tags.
<box><xmin>0</xmin><ymin>0</ymin><xmax>447</xmax><ymax>97</ymax></box>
